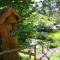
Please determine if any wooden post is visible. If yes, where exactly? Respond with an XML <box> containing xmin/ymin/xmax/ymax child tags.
<box><xmin>34</xmin><ymin>45</ymin><xmax>36</xmax><ymax>60</ymax></box>
<box><xmin>28</xmin><ymin>49</ymin><xmax>31</xmax><ymax>59</ymax></box>
<box><xmin>42</xmin><ymin>44</ymin><xmax>44</xmax><ymax>53</ymax></box>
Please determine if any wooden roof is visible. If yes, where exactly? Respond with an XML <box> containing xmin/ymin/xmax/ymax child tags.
<box><xmin>0</xmin><ymin>7</ymin><xmax>21</xmax><ymax>24</ymax></box>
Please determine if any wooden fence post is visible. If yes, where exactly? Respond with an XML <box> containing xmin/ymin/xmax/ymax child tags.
<box><xmin>34</xmin><ymin>45</ymin><xmax>36</xmax><ymax>60</ymax></box>
<box><xmin>28</xmin><ymin>49</ymin><xmax>31</xmax><ymax>59</ymax></box>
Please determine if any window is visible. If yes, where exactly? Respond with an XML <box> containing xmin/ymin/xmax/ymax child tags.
<box><xmin>8</xmin><ymin>24</ymin><xmax>16</xmax><ymax>37</ymax></box>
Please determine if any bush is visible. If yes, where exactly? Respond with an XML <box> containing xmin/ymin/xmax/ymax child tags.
<box><xmin>49</xmin><ymin>43</ymin><xmax>57</xmax><ymax>48</ymax></box>
<box><xmin>51</xmin><ymin>51</ymin><xmax>60</xmax><ymax>60</ymax></box>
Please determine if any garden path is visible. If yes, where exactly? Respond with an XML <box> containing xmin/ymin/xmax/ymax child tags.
<box><xmin>36</xmin><ymin>47</ymin><xmax>60</xmax><ymax>60</ymax></box>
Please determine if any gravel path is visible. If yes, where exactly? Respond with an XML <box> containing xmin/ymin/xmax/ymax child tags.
<box><xmin>36</xmin><ymin>47</ymin><xmax>60</xmax><ymax>60</ymax></box>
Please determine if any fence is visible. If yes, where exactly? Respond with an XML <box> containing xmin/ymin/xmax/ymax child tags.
<box><xmin>0</xmin><ymin>44</ymin><xmax>52</xmax><ymax>60</ymax></box>
<box><xmin>0</xmin><ymin>45</ymin><xmax>36</xmax><ymax>60</ymax></box>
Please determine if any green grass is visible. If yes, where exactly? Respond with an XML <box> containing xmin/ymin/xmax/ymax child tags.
<box><xmin>36</xmin><ymin>48</ymin><xmax>42</xmax><ymax>54</ymax></box>
<box><xmin>19</xmin><ymin>53</ymin><xmax>34</xmax><ymax>60</ymax></box>
<box><xmin>50</xmin><ymin>51</ymin><xmax>60</xmax><ymax>60</ymax></box>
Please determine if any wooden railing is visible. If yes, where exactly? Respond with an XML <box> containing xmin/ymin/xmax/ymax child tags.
<box><xmin>0</xmin><ymin>48</ymin><xmax>20</xmax><ymax>55</ymax></box>
<box><xmin>0</xmin><ymin>45</ymin><xmax>36</xmax><ymax>60</ymax></box>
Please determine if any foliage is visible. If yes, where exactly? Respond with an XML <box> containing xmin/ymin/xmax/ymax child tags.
<box><xmin>0</xmin><ymin>0</ymin><xmax>36</xmax><ymax>48</ymax></box>
<box><xmin>51</xmin><ymin>51</ymin><xmax>60</xmax><ymax>60</ymax></box>
<box><xmin>19</xmin><ymin>53</ymin><xmax>34</xmax><ymax>60</ymax></box>
<box><xmin>49</xmin><ymin>43</ymin><xmax>58</xmax><ymax>48</ymax></box>
<box><xmin>0</xmin><ymin>0</ymin><xmax>35</xmax><ymax>17</ymax></box>
<box><xmin>16</xmin><ymin>12</ymin><xmax>39</xmax><ymax>45</ymax></box>
<box><xmin>33</xmin><ymin>0</ymin><xmax>60</xmax><ymax>20</ymax></box>
<box><xmin>0</xmin><ymin>0</ymin><xmax>60</xmax><ymax>47</ymax></box>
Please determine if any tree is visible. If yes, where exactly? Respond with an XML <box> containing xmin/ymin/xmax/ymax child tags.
<box><xmin>33</xmin><ymin>0</ymin><xmax>60</xmax><ymax>20</ymax></box>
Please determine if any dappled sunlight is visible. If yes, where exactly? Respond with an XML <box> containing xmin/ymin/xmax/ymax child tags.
<box><xmin>0</xmin><ymin>0</ymin><xmax>60</xmax><ymax>60</ymax></box>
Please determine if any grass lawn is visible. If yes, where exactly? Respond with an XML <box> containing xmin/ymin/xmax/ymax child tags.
<box><xmin>19</xmin><ymin>53</ymin><xmax>34</xmax><ymax>60</ymax></box>
<box><xmin>50</xmin><ymin>51</ymin><xmax>60</xmax><ymax>60</ymax></box>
